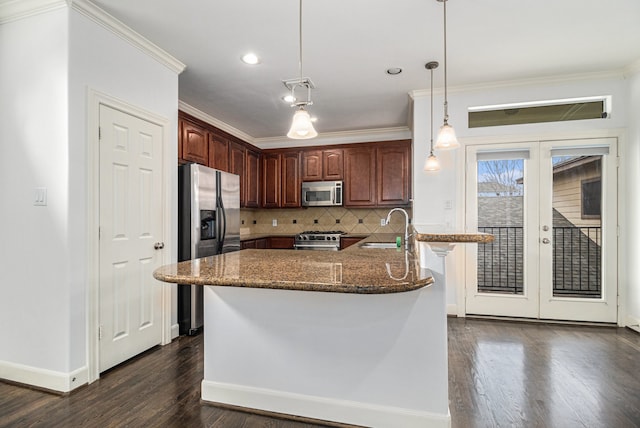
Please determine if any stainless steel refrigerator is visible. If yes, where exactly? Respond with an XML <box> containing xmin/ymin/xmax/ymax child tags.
<box><xmin>178</xmin><ymin>164</ymin><xmax>240</xmax><ymax>335</ymax></box>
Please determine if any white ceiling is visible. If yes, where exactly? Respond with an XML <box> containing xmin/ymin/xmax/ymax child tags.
<box><xmin>92</xmin><ymin>0</ymin><xmax>640</xmax><ymax>142</ymax></box>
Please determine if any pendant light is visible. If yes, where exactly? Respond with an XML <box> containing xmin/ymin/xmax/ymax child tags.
<box><xmin>424</xmin><ymin>61</ymin><xmax>441</xmax><ymax>171</ymax></box>
<box><xmin>286</xmin><ymin>0</ymin><xmax>317</xmax><ymax>139</ymax></box>
<box><xmin>434</xmin><ymin>0</ymin><xmax>459</xmax><ymax>150</ymax></box>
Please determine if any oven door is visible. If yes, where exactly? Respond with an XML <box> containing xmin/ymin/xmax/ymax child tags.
<box><xmin>294</xmin><ymin>243</ymin><xmax>339</xmax><ymax>251</ymax></box>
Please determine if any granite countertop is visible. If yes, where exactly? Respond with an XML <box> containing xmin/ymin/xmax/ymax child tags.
<box><xmin>412</xmin><ymin>226</ymin><xmax>494</xmax><ymax>244</ymax></box>
<box><xmin>153</xmin><ymin>234</ymin><xmax>433</xmax><ymax>294</ymax></box>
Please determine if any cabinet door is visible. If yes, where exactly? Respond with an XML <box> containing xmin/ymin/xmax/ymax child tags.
<box><xmin>229</xmin><ymin>142</ymin><xmax>245</xmax><ymax>206</ymax></box>
<box><xmin>241</xmin><ymin>239</ymin><xmax>257</xmax><ymax>249</ymax></box>
<box><xmin>245</xmin><ymin>149</ymin><xmax>261</xmax><ymax>208</ymax></box>
<box><xmin>262</xmin><ymin>153</ymin><xmax>281</xmax><ymax>208</ymax></box>
<box><xmin>340</xmin><ymin>236</ymin><xmax>364</xmax><ymax>250</ymax></box>
<box><xmin>181</xmin><ymin>120</ymin><xmax>208</xmax><ymax>165</ymax></box>
<box><xmin>255</xmin><ymin>238</ymin><xmax>268</xmax><ymax>249</ymax></box>
<box><xmin>301</xmin><ymin>150</ymin><xmax>322</xmax><ymax>181</ymax></box>
<box><xmin>344</xmin><ymin>147</ymin><xmax>376</xmax><ymax>207</ymax></box>
<box><xmin>208</xmin><ymin>133</ymin><xmax>229</xmax><ymax>172</ymax></box>
<box><xmin>376</xmin><ymin>142</ymin><xmax>411</xmax><ymax>206</ymax></box>
<box><xmin>323</xmin><ymin>149</ymin><xmax>344</xmax><ymax>180</ymax></box>
<box><xmin>281</xmin><ymin>151</ymin><xmax>301</xmax><ymax>208</ymax></box>
<box><xmin>268</xmin><ymin>236</ymin><xmax>295</xmax><ymax>249</ymax></box>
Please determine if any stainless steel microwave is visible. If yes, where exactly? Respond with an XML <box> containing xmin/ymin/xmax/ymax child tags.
<box><xmin>301</xmin><ymin>181</ymin><xmax>343</xmax><ymax>207</ymax></box>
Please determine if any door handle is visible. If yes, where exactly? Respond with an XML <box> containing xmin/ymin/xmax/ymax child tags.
<box><xmin>541</xmin><ymin>238</ymin><xmax>550</xmax><ymax>244</ymax></box>
<box><xmin>154</xmin><ymin>242</ymin><xmax>165</xmax><ymax>250</ymax></box>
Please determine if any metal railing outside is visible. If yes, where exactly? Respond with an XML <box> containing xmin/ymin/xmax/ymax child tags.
<box><xmin>477</xmin><ymin>226</ymin><xmax>601</xmax><ymax>298</ymax></box>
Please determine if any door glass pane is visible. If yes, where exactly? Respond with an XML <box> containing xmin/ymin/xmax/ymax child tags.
<box><xmin>477</xmin><ymin>159</ymin><xmax>525</xmax><ymax>295</ymax></box>
<box><xmin>551</xmin><ymin>155</ymin><xmax>602</xmax><ymax>298</ymax></box>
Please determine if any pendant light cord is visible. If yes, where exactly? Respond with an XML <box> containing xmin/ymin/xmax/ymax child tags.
<box><xmin>430</xmin><ymin>67</ymin><xmax>434</xmax><ymax>153</ymax></box>
<box><xmin>298</xmin><ymin>0</ymin><xmax>303</xmax><ymax>83</ymax></box>
<box><xmin>443</xmin><ymin>0</ymin><xmax>449</xmax><ymax>123</ymax></box>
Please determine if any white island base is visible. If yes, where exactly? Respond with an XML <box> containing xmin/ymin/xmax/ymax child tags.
<box><xmin>201</xmin><ymin>283</ymin><xmax>450</xmax><ymax>428</ymax></box>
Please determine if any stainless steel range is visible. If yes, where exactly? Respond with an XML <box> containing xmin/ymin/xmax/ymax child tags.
<box><xmin>294</xmin><ymin>230</ymin><xmax>344</xmax><ymax>251</ymax></box>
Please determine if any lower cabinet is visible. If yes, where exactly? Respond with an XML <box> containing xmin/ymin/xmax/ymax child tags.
<box><xmin>268</xmin><ymin>236</ymin><xmax>295</xmax><ymax>249</ymax></box>
<box><xmin>241</xmin><ymin>236</ymin><xmax>294</xmax><ymax>250</ymax></box>
<box><xmin>340</xmin><ymin>236</ymin><xmax>365</xmax><ymax>250</ymax></box>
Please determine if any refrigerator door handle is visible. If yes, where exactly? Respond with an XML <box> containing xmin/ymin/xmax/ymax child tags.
<box><xmin>218</xmin><ymin>195</ymin><xmax>227</xmax><ymax>254</ymax></box>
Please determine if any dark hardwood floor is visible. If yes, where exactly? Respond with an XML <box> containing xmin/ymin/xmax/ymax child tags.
<box><xmin>1</xmin><ymin>318</ymin><xmax>639</xmax><ymax>428</ymax></box>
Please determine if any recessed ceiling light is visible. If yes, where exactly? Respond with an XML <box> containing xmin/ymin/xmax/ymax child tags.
<box><xmin>241</xmin><ymin>53</ymin><xmax>260</xmax><ymax>65</ymax></box>
<box><xmin>282</xmin><ymin>94</ymin><xmax>296</xmax><ymax>103</ymax></box>
<box><xmin>386</xmin><ymin>67</ymin><xmax>402</xmax><ymax>75</ymax></box>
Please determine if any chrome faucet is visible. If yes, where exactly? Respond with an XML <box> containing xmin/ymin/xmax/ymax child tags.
<box><xmin>385</xmin><ymin>208</ymin><xmax>410</xmax><ymax>249</ymax></box>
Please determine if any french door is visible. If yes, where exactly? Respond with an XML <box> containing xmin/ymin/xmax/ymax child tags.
<box><xmin>465</xmin><ymin>138</ymin><xmax>617</xmax><ymax>323</ymax></box>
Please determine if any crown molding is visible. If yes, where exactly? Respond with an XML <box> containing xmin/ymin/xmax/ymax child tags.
<box><xmin>70</xmin><ymin>0</ymin><xmax>185</xmax><ymax>74</ymax></box>
<box><xmin>178</xmin><ymin>101</ymin><xmax>256</xmax><ymax>144</ymax></box>
<box><xmin>0</xmin><ymin>0</ymin><xmax>65</xmax><ymax>24</ymax></box>
<box><xmin>409</xmin><ymin>69</ymin><xmax>625</xmax><ymax>99</ymax></box>
<box><xmin>254</xmin><ymin>127</ymin><xmax>412</xmax><ymax>150</ymax></box>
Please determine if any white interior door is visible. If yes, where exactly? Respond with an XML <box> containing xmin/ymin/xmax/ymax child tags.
<box><xmin>465</xmin><ymin>138</ymin><xmax>618</xmax><ymax>323</ymax></box>
<box><xmin>99</xmin><ymin>104</ymin><xmax>164</xmax><ymax>372</ymax></box>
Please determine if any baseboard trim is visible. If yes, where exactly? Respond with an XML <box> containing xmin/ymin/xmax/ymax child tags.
<box><xmin>626</xmin><ymin>315</ymin><xmax>640</xmax><ymax>334</ymax></box>
<box><xmin>0</xmin><ymin>360</ymin><xmax>87</xmax><ymax>393</ymax></box>
<box><xmin>171</xmin><ymin>323</ymin><xmax>180</xmax><ymax>340</ymax></box>
<box><xmin>446</xmin><ymin>304</ymin><xmax>458</xmax><ymax>316</ymax></box>
<box><xmin>202</xmin><ymin>380</ymin><xmax>450</xmax><ymax>428</ymax></box>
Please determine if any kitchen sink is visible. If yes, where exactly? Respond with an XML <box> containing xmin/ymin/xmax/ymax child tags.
<box><xmin>359</xmin><ymin>242</ymin><xmax>399</xmax><ymax>249</ymax></box>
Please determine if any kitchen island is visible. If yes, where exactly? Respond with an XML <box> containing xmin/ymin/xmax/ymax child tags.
<box><xmin>154</xmin><ymin>234</ymin><xmax>449</xmax><ymax>428</ymax></box>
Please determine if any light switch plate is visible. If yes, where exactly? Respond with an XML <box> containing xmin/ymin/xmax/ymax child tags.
<box><xmin>380</xmin><ymin>218</ymin><xmax>386</xmax><ymax>226</ymax></box>
<box><xmin>272</xmin><ymin>219</ymin><xmax>278</xmax><ymax>227</ymax></box>
<box><xmin>34</xmin><ymin>187</ymin><xmax>47</xmax><ymax>206</ymax></box>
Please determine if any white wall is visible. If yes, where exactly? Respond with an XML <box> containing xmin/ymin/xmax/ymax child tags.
<box><xmin>412</xmin><ymin>74</ymin><xmax>631</xmax><ymax>315</ymax></box>
<box><xmin>624</xmin><ymin>67</ymin><xmax>640</xmax><ymax>330</ymax></box>
<box><xmin>68</xmin><ymin>7</ymin><xmax>180</xmax><ymax>371</ymax></box>
<box><xmin>0</xmin><ymin>4</ymin><xmax>179</xmax><ymax>391</ymax></box>
<box><xmin>0</xmin><ymin>7</ymin><xmax>72</xmax><ymax>374</ymax></box>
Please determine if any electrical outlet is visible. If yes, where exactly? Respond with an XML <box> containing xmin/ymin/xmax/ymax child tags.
<box><xmin>272</xmin><ymin>219</ymin><xmax>277</xmax><ymax>227</ymax></box>
<box><xmin>381</xmin><ymin>218</ymin><xmax>386</xmax><ymax>226</ymax></box>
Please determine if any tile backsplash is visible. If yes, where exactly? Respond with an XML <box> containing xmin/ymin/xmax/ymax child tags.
<box><xmin>240</xmin><ymin>207</ymin><xmax>412</xmax><ymax>235</ymax></box>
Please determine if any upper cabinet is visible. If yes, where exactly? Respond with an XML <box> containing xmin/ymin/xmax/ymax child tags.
<box><xmin>344</xmin><ymin>140</ymin><xmax>411</xmax><ymax>208</ymax></box>
<box><xmin>301</xmin><ymin>148</ymin><xmax>343</xmax><ymax>181</ymax></box>
<box><xmin>180</xmin><ymin>119</ymin><xmax>208</xmax><ymax>165</ymax></box>
<box><xmin>245</xmin><ymin>149</ymin><xmax>261</xmax><ymax>208</ymax></box>
<box><xmin>208</xmin><ymin>133</ymin><xmax>229</xmax><ymax>171</ymax></box>
<box><xmin>376</xmin><ymin>142</ymin><xmax>411</xmax><ymax>206</ymax></box>
<box><xmin>344</xmin><ymin>147</ymin><xmax>377</xmax><ymax>207</ymax></box>
<box><xmin>262</xmin><ymin>150</ymin><xmax>301</xmax><ymax>208</ymax></box>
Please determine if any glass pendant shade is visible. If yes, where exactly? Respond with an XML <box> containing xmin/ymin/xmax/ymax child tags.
<box><xmin>423</xmin><ymin>152</ymin><xmax>441</xmax><ymax>171</ymax></box>
<box><xmin>287</xmin><ymin>108</ymin><xmax>317</xmax><ymax>139</ymax></box>
<box><xmin>434</xmin><ymin>122</ymin><xmax>459</xmax><ymax>150</ymax></box>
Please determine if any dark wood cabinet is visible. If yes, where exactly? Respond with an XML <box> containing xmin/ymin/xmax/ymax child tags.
<box><xmin>229</xmin><ymin>142</ymin><xmax>246</xmax><ymax>206</ymax></box>
<box><xmin>262</xmin><ymin>150</ymin><xmax>301</xmax><ymax>208</ymax></box>
<box><xmin>301</xmin><ymin>149</ymin><xmax>343</xmax><ymax>181</ymax></box>
<box><xmin>208</xmin><ymin>133</ymin><xmax>229</xmax><ymax>171</ymax></box>
<box><xmin>241</xmin><ymin>239</ymin><xmax>256</xmax><ymax>249</ymax></box>
<box><xmin>255</xmin><ymin>238</ymin><xmax>268</xmax><ymax>249</ymax></box>
<box><xmin>340</xmin><ymin>236</ymin><xmax>365</xmax><ymax>250</ymax></box>
<box><xmin>301</xmin><ymin>150</ymin><xmax>322</xmax><ymax>181</ymax></box>
<box><xmin>344</xmin><ymin>147</ymin><xmax>377</xmax><ymax>207</ymax></box>
<box><xmin>245</xmin><ymin>149</ymin><xmax>261</xmax><ymax>208</ymax></box>
<box><xmin>268</xmin><ymin>236</ymin><xmax>295</xmax><ymax>249</ymax></box>
<box><xmin>262</xmin><ymin>153</ymin><xmax>281</xmax><ymax>208</ymax></box>
<box><xmin>323</xmin><ymin>149</ymin><xmax>344</xmax><ymax>180</ymax></box>
<box><xmin>376</xmin><ymin>142</ymin><xmax>411</xmax><ymax>206</ymax></box>
<box><xmin>343</xmin><ymin>141</ymin><xmax>411</xmax><ymax>208</ymax></box>
<box><xmin>281</xmin><ymin>151</ymin><xmax>301</xmax><ymax>208</ymax></box>
<box><xmin>180</xmin><ymin>120</ymin><xmax>208</xmax><ymax>165</ymax></box>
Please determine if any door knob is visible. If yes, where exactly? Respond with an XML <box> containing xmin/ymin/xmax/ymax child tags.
<box><xmin>542</xmin><ymin>238</ymin><xmax>550</xmax><ymax>244</ymax></box>
<box><xmin>154</xmin><ymin>242</ymin><xmax>165</xmax><ymax>250</ymax></box>
<box><xmin>542</xmin><ymin>225</ymin><xmax>549</xmax><ymax>231</ymax></box>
